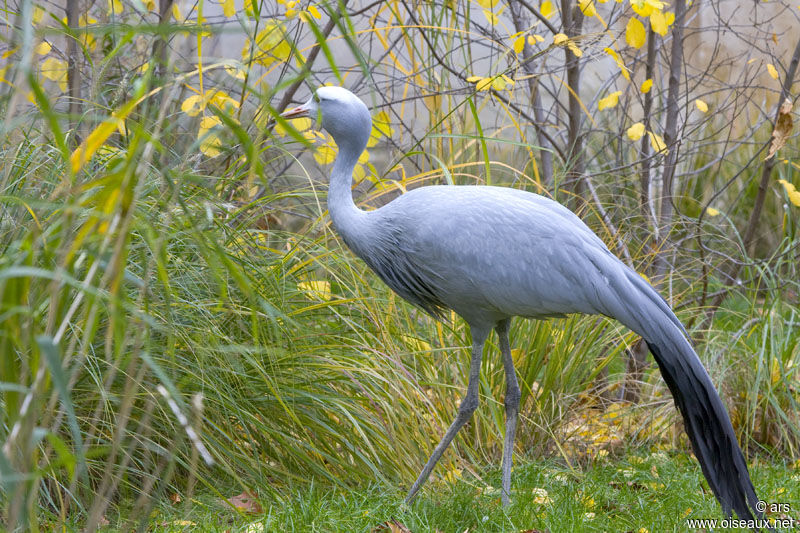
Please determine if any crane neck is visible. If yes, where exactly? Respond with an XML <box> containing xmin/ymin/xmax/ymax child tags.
<box><xmin>327</xmin><ymin>141</ymin><xmax>367</xmax><ymax>235</ymax></box>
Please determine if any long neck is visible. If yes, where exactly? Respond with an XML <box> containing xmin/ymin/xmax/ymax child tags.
<box><xmin>327</xmin><ymin>141</ymin><xmax>366</xmax><ymax>238</ymax></box>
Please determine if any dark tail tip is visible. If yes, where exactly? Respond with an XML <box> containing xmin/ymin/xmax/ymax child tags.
<box><xmin>646</xmin><ymin>341</ymin><xmax>766</xmax><ymax>526</ymax></box>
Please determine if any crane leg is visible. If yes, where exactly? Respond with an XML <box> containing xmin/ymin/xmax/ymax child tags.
<box><xmin>496</xmin><ymin>318</ymin><xmax>520</xmax><ymax>507</ymax></box>
<box><xmin>405</xmin><ymin>324</ymin><xmax>490</xmax><ymax>504</ymax></box>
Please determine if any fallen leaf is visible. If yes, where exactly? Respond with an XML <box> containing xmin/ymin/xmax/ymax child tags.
<box><xmin>169</xmin><ymin>492</ymin><xmax>182</xmax><ymax>504</ymax></box>
<box><xmin>227</xmin><ymin>491</ymin><xmax>263</xmax><ymax>514</ymax></box>
<box><xmin>372</xmin><ymin>519</ymin><xmax>412</xmax><ymax>533</ymax></box>
<box><xmin>695</xmin><ymin>99</ymin><xmax>708</xmax><ymax>113</ymax></box>
<box><xmin>766</xmin><ymin>98</ymin><xmax>793</xmax><ymax>160</ymax></box>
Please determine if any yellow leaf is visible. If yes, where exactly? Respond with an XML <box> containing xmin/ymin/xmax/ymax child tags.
<box><xmin>35</xmin><ymin>41</ymin><xmax>51</xmax><ymax>55</ymax></box>
<box><xmin>767</xmin><ymin>63</ymin><xmax>779</xmax><ymax>80</ymax></box>
<box><xmin>626</xmin><ymin>17</ymin><xmax>646</xmax><ymax>48</ymax></box>
<box><xmin>172</xmin><ymin>3</ymin><xmax>182</xmax><ymax>20</ymax></box>
<box><xmin>70</xmin><ymin>93</ymin><xmax>145</xmax><ymax>173</ymax></box>
<box><xmin>476</xmin><ymin>0</ymin><xmax>499</xmax><ymax>6</ymax></box>
<box><xmin>664</xmin><ymin>11</ymin><xmax>675</xmax><ymax>26</ymax></box>
<box><xmin>706</xmin><ymin>207</ymin><xmax>719</xmax><ymax>216</ymax></box>
<box><xmin>640</xmin><ymin>78</ymin><xmax>653</xmax><ymax>93</ymax></box>
<box><xmin>604</xmin><ymin>47</ymin><xmax>630</xmax><ymax>80</ymax></box>
<box><xmin>513</xmin><ymin>35</ymin><xmax>526</xmax><ymax>54</ymax></box>
<box><xmin>631</xmin><ymin>1</ymin><xmax>652</xmax><ymax>16</ymax></box>
<box><xmin>778</xmin><ymin>179</ymin><xmax>800</xmax><ymax>207</ymax></box>
<box><xmin>492</xmin><ymin>74</ymin><xmax>514</xmax><ymax>91</ymax></box>
<box><xmin>695</xmin><ymin>99</ymin><xmax>708</xmax><ymax>113</ymax></box>
<box><xmin>598</xmin><ymin>91</ymin><xmax>622</xmax><ymax>110</ymax></box>
<box><xmin>307</xmin><ymin>5</ymin><xmax>321</xmax><ymax>18</ymax></box>
<box><xmin>483</xmin><ymin>9</ymin><xmax>498</xmax><ymax>25</ymax></box>
<box><xmin>32</xmin><ymin>5</ymin><xmax>45</xmax><ymax>25</ymax></box>
<box><xmin>223</xmin><ymin>0</ymin><xmax>236</xmax><ymax>17</ymax></box>
<box><xmin>467</xmin><ymin>76</ymin><xmax>494</xmax><ymax>92</ymax></box>
<box><xmin>627</xmin><ymin>122</ymin><xmax>645</xmax><ymax>141</ymax></box>
<box><xmin>40</xmin><ymin>57</ymin><xmax>67</xmax><ymax>91</ymax></box>
<box><xmin>540</xmin><ymin>0</ymin><xmax>555</xmax><ymax>18</ymax></box>
<box><xmin>650</xmin><ymin>10</ymin><xmax>667</xmax><ymax>36</ymax></box>
<box><xmin>108</xmin><ymin>0</ymin><xmax>123</xmax><ymax>15</ymax></box>
<box><xmin>199</xmin><ymin>116</ymin><xmax>223</xmax><ymax>157</ymax></box>
<box><xmin>648</xmin><ymin>131</ymin><xmax>668</xmax><ymax>154</ymax></box>
<box><xmin>298</xmin><ymin>280</ymin><xmax>332</xmax><ymax>301</ymax></box>
<box><xmin>555</xmin><ymin>34</ymin><xmax>582</xmax><ymax>57</ymax></box>
<box><xmin>208</xmin><ymin>89</ymin><xmax>240</xmax><ymax>112</ymax></box>
<box><xmin>314</xmin><ymin>144</ymin><xmax>337</xmax><ymax>165</ymax></box>
<box><xmin>181</xmin><ymin>94</ymin><xmax>205</xmax><ymax>116</ymax></box>
<box><xmin>143</xmin><ymin>0</ymin><xmax>155</xmax><ymax>10</ymax></box>
<box><xmin>579</xmin><ymin>0</ymin><xmax>596</xmax><ymax>16</ymax></box>
<box><xmin>530</xmin><ymin>34</ymin><xmax>545</xmax><ymax>44</ymax></box>
<box><xmin>249</xmin><ymin>21</ymin><xmax>291</xmax><ymax>67</ymax></box>
<box><xmin>631</xmin><ymin>0</ymin><xmax>664</xmax><ymax>17</ymax></box>
<box><xmin>369</xmin><ymin>111</ymin><xmax>394</xmax><ymax>146</ymax></box>
<box><xmin>275</xmin><ymin>117</ymin><xmax>311</xmax><ymax>137</ymax></box>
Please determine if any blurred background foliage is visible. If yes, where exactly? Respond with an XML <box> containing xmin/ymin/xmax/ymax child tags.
<box><xmin>0</xmin><ymin>0</ymin><xmax>798</xmax><ymax>529</ymax></box>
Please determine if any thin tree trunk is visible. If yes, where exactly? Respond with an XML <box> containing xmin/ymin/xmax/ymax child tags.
<box><xmin>509</xmin><ymin>2</ymin><xmax>554</xmax><ymax>185</ymax></box>
<box><xmin>152</xmin><ymin>0</ymin><xmax>175</xmax><ymax>81</ymax></box>
<box><xmin>639</xmin><ymin>27</ymin><xmax>657</xmax><ymax>228</ymax></box>
<box><xmin>66</xmin><ymin>0</ymin><xmax>82</xmax><ymax>142</ymax></box>
<box><xmin>654</xmin><ymin>0</ymin><xmax>686</xmax><ymax>283</ymax></box>
<box><xmin>560</xmin><ymin>0</ymin><xmax>584</xmax><ymax>207</ymax></box>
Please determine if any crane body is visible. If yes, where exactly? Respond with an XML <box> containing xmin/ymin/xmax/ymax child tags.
<box><xmin>280</xmin><ymin>86</ymin><xmax>764</xmax><ymax>523</ymax></box>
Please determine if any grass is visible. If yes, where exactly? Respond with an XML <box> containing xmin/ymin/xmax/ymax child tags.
<box><xmin>76</xmin><ymin>450</ymin><xmax>799</xmax><ymax>532</ymax></box>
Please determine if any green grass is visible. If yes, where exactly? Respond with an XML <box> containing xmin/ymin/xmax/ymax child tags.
<box><xmin>79</xmin><ymin>450</ymin><xmax>799</xmax><ymax>532</ymax></box>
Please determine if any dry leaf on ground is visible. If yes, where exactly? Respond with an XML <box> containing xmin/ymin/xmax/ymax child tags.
<box><xmin>372</xmin><ymin>519</ymin><xmax>413</xmax><ymax>533</ymax></box>
<box><xmin>227</xmin><ymin>491</ymin><xmax>263</xmax><ymax>514</ymax></box>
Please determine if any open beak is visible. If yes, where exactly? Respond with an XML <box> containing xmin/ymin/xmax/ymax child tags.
<box><xmin>280</xmin><ymin>103</ymin><xmax>310</xmax><ymax>119</ymax></box>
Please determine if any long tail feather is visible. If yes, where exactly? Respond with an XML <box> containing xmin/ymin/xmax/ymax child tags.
<box><xmin>645</xmin><ymin>340</ymin><xmax>759</xmax><ymax>520</ymax></box>
<box><xmin>609</xmin><ymin>268</ymin><xmax>763</xmax><ymax>522</ymax></box>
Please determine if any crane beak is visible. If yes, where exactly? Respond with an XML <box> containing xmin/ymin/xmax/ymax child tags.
<box><xmin>280</xmin><ymin>104</ymin><xmax>310</xmax><ymax>119</ymax></box>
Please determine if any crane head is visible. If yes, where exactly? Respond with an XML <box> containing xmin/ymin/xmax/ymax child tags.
<box><xmin>281</xmin><ymin>86</ymin><xmax>371</xmax><ymax>154</ymax></box>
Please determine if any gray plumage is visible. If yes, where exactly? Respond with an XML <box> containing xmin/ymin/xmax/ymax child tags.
<box><xmin>281</xmin><ymin>86</ymin><xmax>764</xmax><ymax>522</ymax></box>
